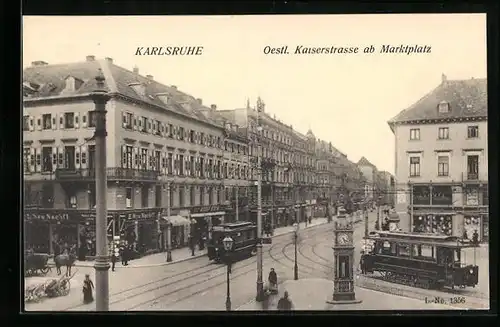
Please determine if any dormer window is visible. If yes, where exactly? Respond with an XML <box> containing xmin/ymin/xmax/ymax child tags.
<box><xmin>437</xmin><ymin>101</ymin><xmax>450</xmax><ymax>113</ymax></box>
<box><xmin>157</xmin><ymin>93</ymin><xmax>169</xmax><ymax>105</ymax></box>
<box><xmin>63</xmin><ymin>76</ymin><xmax>83</xmax><ymax>93</ymax></box>
<box><xmin>129</xmin><ymin>83</ymin><xmax>146</xmax><ymax>97</ymax></box>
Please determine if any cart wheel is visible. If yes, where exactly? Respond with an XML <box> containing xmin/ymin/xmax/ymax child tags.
<box><xmin>60</xmin><ymin>280</ymin><xmax>71</xmax><ymax>295</ymax></box>
<box><xmin>40</xmin><ymin>267</ymin><xmax>50</xmax><ymax>275</ymax></box>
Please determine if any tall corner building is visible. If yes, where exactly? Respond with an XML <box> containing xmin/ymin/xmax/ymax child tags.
<box><xmin>388</xmin><ymin>74</ymin><xmax>488</xmax><ymax>241</ymax></box>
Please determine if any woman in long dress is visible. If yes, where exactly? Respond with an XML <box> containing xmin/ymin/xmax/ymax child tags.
<box><xmin>82</xmin><ymin>274</ymin><xmax>94</xmax><ymax>304</ymax></box>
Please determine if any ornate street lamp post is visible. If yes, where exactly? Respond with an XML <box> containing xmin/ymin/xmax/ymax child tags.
<box><xmin>166</xmin><ymin>182</ymin><xmax>172</xmax><ymax>262</ymax></box>
<box><xmin>91</xmin><ymin>70</ymin><xmax>111</xmax><ymax>311</ymax></box>
<box><xmin>293</xmin><ymin>222</ymin><xmax>299</xmax><ymax>280</ymax></box>
<box><xmin>255</xmin><ymin>97</ymin><xmax>264</xmax><ymax>302</ymax></box>
<box><xmin>190</xmin><ymin>218</ymin><xmax>196</xmax><ymax>256</ymax></box>
<box><xmin>222</xmin><ymin>236</ymin><xmax>234</xmax><ymax>311</ymax></box>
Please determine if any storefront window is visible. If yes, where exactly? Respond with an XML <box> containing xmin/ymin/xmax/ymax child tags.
<box><xmin>138</xmin><ymin>221</ymin><xmax>156</xmax><ymax>253</ymax></box>
<box><xmin>482</xmin><ymin>215</ymin><xmax>488</xmax><ymax>240</ymax></box>
<box><xmin>482</xmin><ymin>186</ymin><xmax>489</xmax><ymax>206</ymax></box>
<box><xmin>412</xmin><ymin>186</ymin><xmax>430</xmax><ymax>205</ymax></box>
<box><xmin>431</xmin><ymin>186</ymin><xmax>453</xmax><ymax>205</ymax></box>
<box><xmin>464</xmin><ymin>216</ymin><xmax>481</xmax><ymax>240</ymax></box>
<box><xmin>413</xmin><ymin>215</ymin><xmax>452</xmax><ymax>235</ymax></box>
<box><xmin>25</xmin><ymin>222</ymin><xmax>50</xmax><ymax>253</ymax></box>
<box><xmin>465</xmin><ymin>187</ymin><xmax>480</xmax><ymax>206</ymax></box>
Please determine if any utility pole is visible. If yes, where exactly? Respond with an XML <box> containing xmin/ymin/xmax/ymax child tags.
<box><xmin>166</xmin><ymin>182</ymin><xmax>172</xmax><ymax>262</ymax></box>
<box><xmin>364</xmin><ymin>203</ymin><xmax>369</xmax><ymax>238</ymax></box>
<box><xmin>91</xmin><ymin>70</ymin><xmax>110</xmax><ymax>312</ymax></box>
<box><xmin>255</xmin><ymin>97</ymin><xmax>264</xmax><ymax>302</ymax></box>
<box><xmin>235</xmin><ymin>186</ymin><xmax>239</xmax><ymax>222</ymax></box>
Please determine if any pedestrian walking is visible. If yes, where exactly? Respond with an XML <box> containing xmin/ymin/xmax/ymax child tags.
<box><xmin>268</xmin><ymin>268</ymin><xmax>278</xmax><ymax>293</ymax></box>
<box><xmin>472</xmin><ymin>230</ymin><xmax>479</xmax><ymax>246</ymax></box>
<box><xmin>82</xmin><ymin>274</ymin><xmax>94</xmax><ymax>304</ymax></box>
<box><xmin>277</xmin><ymin>291</ymin><xmax>293</xmax><ymax>310</ymax></box>
<box><xmin>111</xmin><ymin>249</ymin><xmax>117</xmax><ymax>271</ymax></box>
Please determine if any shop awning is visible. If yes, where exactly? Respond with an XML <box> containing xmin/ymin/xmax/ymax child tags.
<box><xmin>162</xmin><ymin>215</ymin><xmax>190</xmax><ymax>227</ymax></box>
<box><xmin>412</xmin><ymin>211</ymin><xmax>456</xmax><ymax>216</ymax></box>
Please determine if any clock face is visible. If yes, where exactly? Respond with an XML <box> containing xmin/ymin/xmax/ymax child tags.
<box><xmin>337</xmin><ymin>232</ymin><xmax>350</xmax><ymax>245</ymax></box>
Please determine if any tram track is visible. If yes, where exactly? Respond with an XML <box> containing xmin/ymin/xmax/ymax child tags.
<box><xmin>125</xmin><ymin>224</ymin><xmax>334</xmax><ymax>310</ymax></box>
<box><xmin>292</xmin><ymin>238</ymin><xmax>489</xmax><ymax>310</ymax></box>
<box><xmin>63</xmin><ymin>222</ymin><xmax>332</xmax><ymax>311</ymax></box>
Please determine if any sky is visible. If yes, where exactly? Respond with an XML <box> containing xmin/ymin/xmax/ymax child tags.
<box><xmin>22</xmin><ymin>14</ymin><xmax>487</xmax><ymax>174</ymax></box>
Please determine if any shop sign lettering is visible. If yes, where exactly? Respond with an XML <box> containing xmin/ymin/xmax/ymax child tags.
<box><xmin>124</xmin><ymin>211</ymin><xmax>160</xmax><ymax>220</ymax></box>
<box><xmin>25</xmin><ymin>212</ymin><xmax>70</xmax><ymax>221</ymax></box>
<box><xmin>191</xmin><ymin>205</ymin><xmax>222</xmax><ymax>214</ymax></box>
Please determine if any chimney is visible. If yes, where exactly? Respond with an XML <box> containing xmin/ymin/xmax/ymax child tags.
<box><xmin>133</xmin><ymin>66</ymin><xmax>139</xmax><ymax>74</ymax></box>
<box><xmin>210</xmin><ymin>104</ymin><xmax>217</xmax><ymax>111</ymax></box>
<box><xmin>171</xmin><ymin>85</ymin><xmax>177</xmax><ymax>90</ymax></box>
<box><xmin>146</xmin><ymin>74</ymin><xmax>154</xmax><ymax>80</ymax></box>
<box><xmin>196</xmin><ymin>98</ymin><xmax>203</xmax><ymax>105</ymax></box>
<box><xmin>86</xmin><ymin>55</ymin><xmax>95</xmax><ymax>62</ymax></box>
<box><xmin>31</xmin><ymin>61</ymin><xmax>48</xmax><ymax>67</ymax></box>
<box><xmin>441</xmin><ymin>73</ymin><xmax>447</xmax><ymax>83</ymax></box>
<box><xmin>105</xmin><ymin>57</ymin><xmax>113</xmax><ymax>64</ymax></box>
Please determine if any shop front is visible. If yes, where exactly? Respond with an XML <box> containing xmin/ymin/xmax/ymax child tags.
<box><xmin>412</xmin><ymin>212</ymin><xmax>453</xmax><ymax>236</ymax></box>
<box><xmin>24</xmin><ymin>208</ymin><xmax>165</xmax><ymax>258</ymax></box>
<box><xmin>190</xmin><ymin>205</ymin><xmax>228</xmax><ymax>242</ymax></box>
<box><xmin>24</xmin><ymin>211</ymin><xmax>75</xmax><ymax>254</ymax></box>
<box><xmin>161</xmin><ymin>214</ymin><xmax>191</xmax><ymax>249</ymax></box>
<box><xmin>463</xmin><ymin>187</ymin><xmax>488</xmax><ymax>242</ymax></box>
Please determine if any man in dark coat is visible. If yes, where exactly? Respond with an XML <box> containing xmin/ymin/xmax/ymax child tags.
<box><xmin>268</xmin><ymin>268</ymin><xmax>278</xmax><ymax>290</ymax></box>
<box><xmin>277</xmin><ymin>291</ymin><xmax>293</xmax><ymax>310</ymax></box>
<box><xmin>472</xmin><ymin>230</ymin><xmax>479</xmax><ymax>246</ymax></box>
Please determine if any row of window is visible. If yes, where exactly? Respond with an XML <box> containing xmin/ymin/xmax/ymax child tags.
<box><xmin>23</xmin><ymin>146</ymin><xmax>93</xmax><ymax>173</ymax></box>
<box><xmin>409</xmin><ymin>125</ymin><xmax>479</xmax><ymax>141</ymax></box>
<box><xmin>120</xmin><ymin>145</ymin><xmax>250</xmax><ymax>180</ymax></box>
<box><xmin>409</xmin><ymin>154</ymin><xmax>479</xmax><ymax>177</ymax></box>
<box><xmin>248</xmin><ymin>121</ymin><xmax>293</xmax><ymax>147</ymax></box>
<box><xmin>122</xmin><ymin>112</ymin><xmax>224</xmax><ymax>150</ymax></box>
<box><xmin>123</xmin><ymin>185</ymin><xmax>221</xmax><ymax>209</ymax></box>
<box><xmin>23</xmin><ymin>112</ymin><xmax>97</xmax><ymax>131</ymax></box>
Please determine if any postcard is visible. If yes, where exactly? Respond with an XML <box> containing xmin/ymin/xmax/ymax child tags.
<box><xmin>22</xmin><ymin>14</ymin><xmax>489</xmax><ymax>312</ymax></box>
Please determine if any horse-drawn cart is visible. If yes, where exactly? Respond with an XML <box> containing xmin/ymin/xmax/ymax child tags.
<box><xmin>45</xmin><ymin>272</ymin><xmax>74</xmax><ymax>298</ymax></box>
<box><xmin>24</xmin><ymin>270</ymin><xmax>77</xmax><ymax>303</ymax></box>
<box><xmin>24</xmin><ymin>252</ymin><xmax>51</xmax><ymax>276</ymax></box>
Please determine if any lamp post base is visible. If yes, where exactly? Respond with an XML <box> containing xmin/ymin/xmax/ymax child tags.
<box><xmin>326</xmin><ymin>299</ymin><xmax>363</xmax><ymax>305</ymax></box>
<box><xmin>294</xmin><ymin>265</ymin><xmax>298</xmax><ymax>280</ymax></box>
<box><xmin>166</xmin><ymin>251</ymin><xmax>172</xmax><ymax>262</ymax></box>
<box><xmin>255</xmin><ymin>281</ymin><xmax>264</xmax><ymax>302</ymax></box>
<box><xmin>226</xmin><ymin>297</ymin><xmax>231</xmax><ymax>311</ymax></box>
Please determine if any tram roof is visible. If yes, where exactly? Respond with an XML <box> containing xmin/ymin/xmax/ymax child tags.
<box><xmin>215</xmin><ymin>222</ymin><xmax>255</xmax><ymax>231</ymax></box>
<box><xmin>368</xmin><ymin>231</ymin><xmax>477</xmax><ymax>248</ymax></box>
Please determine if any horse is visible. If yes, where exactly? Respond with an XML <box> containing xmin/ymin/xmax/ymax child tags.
<box><xmin>54</xmin><ymin>250</ymin><xmax>77</xmax><ymax>276</ymax></box>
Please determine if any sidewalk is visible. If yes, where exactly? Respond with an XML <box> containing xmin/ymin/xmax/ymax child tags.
<box><xmin>48</xmin><ymin>247</ymin><xmax>208</xmax><ymax>269</ymax></box>
<box><xmin>48</xmin><ymin>217</ymin><xmax>330</xmax><ymax>269</ymax></box>
<box><xmin>236</xmin><ymin>278</ymin><xmax>454</xmax><ymax>311</ymax></box>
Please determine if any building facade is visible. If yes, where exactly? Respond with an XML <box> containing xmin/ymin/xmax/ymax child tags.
<box><xmin>23</xmin><ymin>57</ymin><xmax>229</xmax><ymax>255</ymax></box>
<box><xmin>377</xmin><ymin>171</ymin><xmax>395</xmax><ymax>207</ymax></box>
<box><xmin>388</xmin><ymin>74</ymin><xmax>488</xmax><ymax>241</ymax></box>
<box><xmin>357</xmin><ymin>156</ymin><xmax>379</xmax><ymax>203</ymax></box>
<box><xmin>23</xmin><ymin>56</ymin><xmax>374</xmax><ymax>257</ymax></box>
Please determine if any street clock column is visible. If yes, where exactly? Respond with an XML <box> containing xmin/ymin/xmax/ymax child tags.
<box><xmin>327</xmin><ymin>205</ymin><xmax>362</xmax><ymax>305</ymax></box>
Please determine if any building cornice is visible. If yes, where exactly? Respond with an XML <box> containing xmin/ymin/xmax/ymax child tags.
<box><xmin>390</xmin><ymin>116</ymin><xmax>487</xmax><ymax>127</ymax></box>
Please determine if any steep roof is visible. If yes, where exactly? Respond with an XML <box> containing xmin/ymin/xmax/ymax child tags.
<box><xmin>357</xmin><ymin>156</ymin><xmax>376</xmax><ymax>167</ymax></box>
<box><xmin>388</xmin><ymin>77</ymin><xmax>487</xmax><ymax>129</ymax></box>
<box><xmin>23</xmin><ymin>59</ymin><xmax>221</xmax><ymax>128</ymax></box>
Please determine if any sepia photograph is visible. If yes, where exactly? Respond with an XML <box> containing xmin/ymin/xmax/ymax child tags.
<box><xmin>22</xmin><ymin>14</ymin><xmax>489</xmax><ymax>312</ymax></box>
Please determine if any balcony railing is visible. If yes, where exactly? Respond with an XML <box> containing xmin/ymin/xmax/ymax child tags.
<box><xmin>467</xmin><ymin>172</ymin><xmax>479</xmax><ymax>180</ymax></box>
<box><xmin>54</xmin><ymin>167</ymin><xmax>160</xmax><ymax>182</ymax></box>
